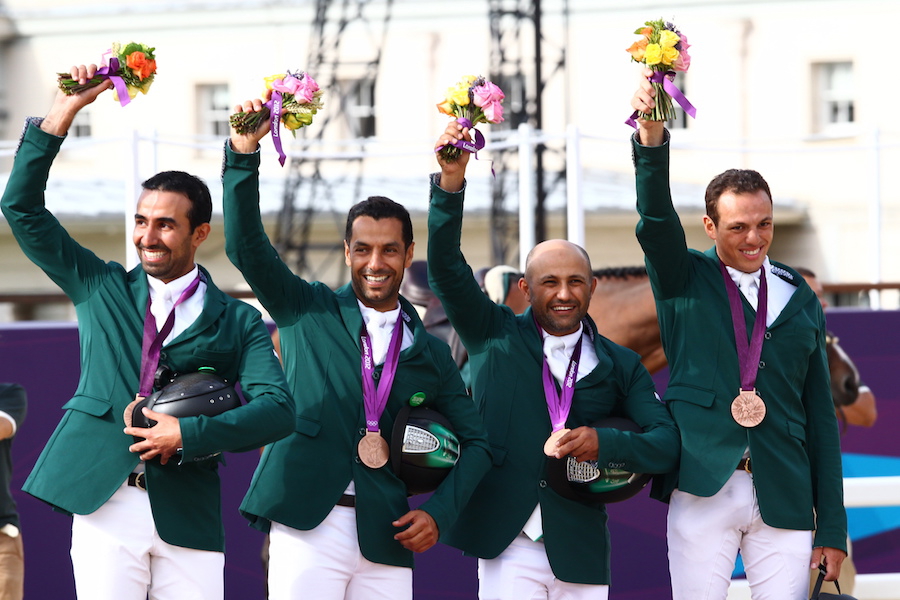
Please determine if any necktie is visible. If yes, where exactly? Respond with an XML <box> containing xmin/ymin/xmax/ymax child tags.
<box><xmin>544</xmin><ymin>336</ymin><xmax>569</xmax><ymax>382</ymax></box>
<box><xmin>739</xmin><ymin>273</ymin><xmax>759</xmax><ymax>310</ymax></box>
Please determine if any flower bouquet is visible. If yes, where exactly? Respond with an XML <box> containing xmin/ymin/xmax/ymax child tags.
<box><xmin>626</xmin><ymin>19</ymin><xmax>695</xmax><ymax>127</ymax></box>
<box><xmin>57</xmin><ymin>42</ymin><xmax>157</xmax><ymax>107</ymax></box>
<box><xmin>230</xmin><ymin>71</ymin><xmax>323</xmax><ymax>166</ymax></box>
<box><xmin>436</xmin><ymin>75</ymin><xmax>505</xmax><ymax>162</ymax></box>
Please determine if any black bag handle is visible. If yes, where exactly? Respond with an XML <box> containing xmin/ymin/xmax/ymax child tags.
<box><xmin>810</xmin><ymin>564</ymin><xmax>843</xmax><ymax>599</ymax></box>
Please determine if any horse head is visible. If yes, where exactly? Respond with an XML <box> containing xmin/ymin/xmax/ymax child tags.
<box><xmin>826</xmin><ymin>332</ymin><xmax>861</xmax><ymax>409</ymax></box>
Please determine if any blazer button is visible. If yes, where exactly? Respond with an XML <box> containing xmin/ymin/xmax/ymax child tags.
<box><xmin>539</xmin><ymin>480</ymin><xmax>547</xmax><ymax>488</ymax></box>
<box><xmin>372</xmin><ymin>371</ymin><xmax>381</xmax><ymax>380</ymax></box>
<box><xmin>758</xmin><ymin>361</ymin><xmax>766</xmax><ymax>369</ymax></box>
<box><xmin>764</xmin><ymin>331</ymin><xmax>772</xmax><ymax>339</ymax></box>
<box><xmin>354</xmin><ymin>456</ymin><xmax>361</xmax><ymax>464</ymax></box>
<box><xmin>359</xmin><ymin>428</ymin><xmax>366</xmax><ymax>436</ymax></box>
<box><xmin>159</xmin><ymin>352</ymin><xmax>167</xmax><ymax>360</ymax></box>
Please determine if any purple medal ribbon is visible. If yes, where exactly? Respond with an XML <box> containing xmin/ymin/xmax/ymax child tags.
<box><xmin>96</xmin><ymin>53</ymin><xmax>133</xmax><ymax>108</ymax></box>
<box><xmin>626</xmin><ymin>70</ymin><xmax>697</xmax><ymax>129</ymax></box>
<box><xmin>265</xmin><ymin>91</ymin><xmax>287</xmax><ymax>167</ymax></box>
<box><xmin>360</xmin><ymin>312</ymin><xmax>406</xmax><ymax>432</ymax></box>
<box><xmin>535</xmin><ymin>317</ymin><xmax>584</xmax><ymax>432</ymax></box>
<box><xmin>719</xmin><ymin>261</ymin><xmax>768</xmax><ymax>391</ymax></box>
<box><xmin>138</xmin><ymin>273</ymin><xmax>203</xmax><ymax>396</ymax></box>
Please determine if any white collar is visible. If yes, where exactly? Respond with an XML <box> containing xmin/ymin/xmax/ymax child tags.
<box><xmin>147</xmin><ymin>265</ymin><xmax>200</xmax><ymax>300</ymax></box>
<box><xmin>541</xmin><ymin>322</ymin><xmax>585</xmax><ymax>352</ymax></box>
<box><xmin>724</xmin><ymin>256</ymin><xmax>771</xmax><ymax>287</ymax></box>
<box><xmin>357</xmin><ymin>300</ymin><xmax>401</xmax><ymax>329</ymax></box>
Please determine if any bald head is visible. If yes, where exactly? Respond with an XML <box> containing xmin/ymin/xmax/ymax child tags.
<box><xmin>520</xmin><ymin>240</ymin><xmax>596</xmax><ymax>335</ymax></box>
<box><xmin>524</xmin><ymin>240</ymin><xmax>592</xmax><ymax>279</ymax></box>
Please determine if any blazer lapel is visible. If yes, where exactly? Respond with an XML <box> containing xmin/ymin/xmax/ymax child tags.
<box><xmin>171</xmin><ymin>266</ymin><xmax>226</xmax><ymax>343</ymax></box>
<box><xmin>335</xmin><ymin>283</ymin><xmax>365</xmax><ymax>351</ymax></box>
<box><xmin>575</xmin><ymin>316</ymin><xmax>613</xmax><ymax>387</ymax></box>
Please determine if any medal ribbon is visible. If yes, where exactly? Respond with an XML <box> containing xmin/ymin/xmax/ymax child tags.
<box><xmin>138</xmin><ymin>273</ymin><xmax>203</xmax><ymax>396</ymax></box>
<box><xmin>719</xmin><ymin>261</ymin><xmax>768</xmax><ymax>391</ymax></box>
<box><xmin>535</xmin><ymin>317</ymin><xmax>584</xmax><ymax>432</ymax></box>
<box><xmin>360</xmin><ymin>312</ymin><xmax>405</xmax><ymax>432</ymax></box>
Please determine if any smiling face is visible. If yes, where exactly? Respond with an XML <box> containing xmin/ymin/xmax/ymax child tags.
<box><xmin>519</xmin><ymin>240</ymin><xmax>597</xmax><ymax>336</ymax></box>
<box><xmin>703</xmin><ymin>189</ymin><xmax>773</xmax><ymax>274</ymax></box>
<box><xmin>133</xmin><ymin>189</ymin><xmax>210</xmax><ymax>283</ymax></box>
<box><xmin>344</xmin><ymin>216</ymin><xmax>415</xmax><ymax>312</ymax></box>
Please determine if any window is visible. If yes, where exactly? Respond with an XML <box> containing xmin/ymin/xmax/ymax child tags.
<box><xmin>197</xmin><ymin>84</ymin><xmax>230</xmax><ymax>137</ymax></box>
<box><xmin>814</xmin><ymin>62</ymin><xmax>854</xmax><ymax>134</ymax></box>
<box><xmin>341</xmin><ymin>79</ymin><xmax>376</xmax><ymax>138</ymax></box>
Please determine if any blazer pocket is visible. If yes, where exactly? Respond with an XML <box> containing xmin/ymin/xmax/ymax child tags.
<box><xmin>192</xmin><ymin>348</ymin><xmax>236</xmax><ymax>364</ymax></box>
<box><xmin>786</xmin><ymin>419</ymin><xmax>807</xmax><ymax>447</ymax></box>
<box><xmin>295</xmin><ymin>415</ymin><xmax>321</xmax><ymax>437</ymax></box>
<box><xmin>61</xmin><ymin>394</ymin><xmax>112</xmax><ymax>417</ymax></box>
<box><xmin>665</xmin><ymin>384</ymin><xmax>716</xmax><ymax>408</ymax></box>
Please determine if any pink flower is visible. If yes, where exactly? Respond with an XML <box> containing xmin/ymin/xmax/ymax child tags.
<box><xmin>272</xmin><ymin>73</ymin><xmax>318</xmax><ymax>103</ymax></box>
<box><xmin>673</xmin><ymin>33</ymin><xmax>692</xmax><ymax>72</ymax></box>
<box><xmin>481</xmin><ymin>100</ymin><xmax>504</xmax><ymax>123</ymax></box>
<box><xmin>473</xmin><ymin>81</ymin><xmax>505</xmax><ymax>108</ymax></box>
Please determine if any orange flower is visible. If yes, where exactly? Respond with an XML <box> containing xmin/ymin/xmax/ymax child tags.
<box><xmin>436</xmin><ymin>99</ymin><xmax>455</xmax><ymax>116</ymax></box>
<box><xmin>640</xmin><ymin>26</ymin><xmax>653</xmax><ymax>37</ymax></box>
<box><xmin>126</xmin><ymin>51</ymin><xmax>155</xmax><ymax>80</ymax></box>
<box><xmin>627</xmin><ymin>38</ymin><xmax>648</xmax><ymax>62</ymax></box>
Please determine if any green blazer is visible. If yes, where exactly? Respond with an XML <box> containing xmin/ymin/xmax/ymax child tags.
<box><xmin>1</xmin><ymin>122</ymin><xmax>295</xmax><ymax>552</ymax></box>
<box><xmin>427</xmin><ymin>176</ymin><xmax>680</xmax><ymax>585</ymax></box>
<box><xmin>632</xmin><ymin>135</ymin><xmax>847</xmax><ymax>551</ymax></box>
<box><xmin>221</xmin><ymin>146</ymin><xmax>491</xmax><ymax>569</ymax></box>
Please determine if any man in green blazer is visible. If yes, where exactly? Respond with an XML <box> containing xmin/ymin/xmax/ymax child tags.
<box><xmin>629</xmin><ymin>76</ymin><xmax>846</xmax><ymax>600</ymax></box>
<box><xmin>223</xmin><ymin>98</ymin><xmax>491</xmax><ymax>600</ymax></box>
<box><xmin>1</xmin><ymin>65</ymin><xmax>295</xmax><ymax>600</ymax></box>
<box><xmin>428</xmin><ymin>123</ymin><xmax>679</xmax><ymax>600</ymax></box>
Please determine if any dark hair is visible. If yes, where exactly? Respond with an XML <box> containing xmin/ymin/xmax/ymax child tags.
<box><xmin>704</xmin><ymin>169</ymin><xmax>772</xmax><ymax>225</ymax></box>
<box><xmin>344</xmin><ymin>196</ymin><xmax>413</xmax><ymax>249</ymax></box>
<box><xmin>141</xmin><ymin>171</ymin><xmax>213</xmax><ymax>232</ymax></box>
<box><xmin>795</xmin><ymin>266</ymin><xmax>816</xmax><ymax>279</ymax></box>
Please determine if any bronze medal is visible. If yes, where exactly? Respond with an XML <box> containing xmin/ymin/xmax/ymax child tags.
<box><xmin>543</xmin><ymin>428</ymin><xmax>571</xmax><ymax>457</ymax></box>
<box><xmin>358</xmin><ymin>430</ymin><xmax>389</xmax><ymax>469</ymax></box>
<box><xmin>124</xmin><ymin>393</ymin><xmax>145</xmax><ymax>427</ymax></box>
<box><xmin>731</xmin><ymin>389</ymin><xmax>766</xmax><ymax>427</ymax></box>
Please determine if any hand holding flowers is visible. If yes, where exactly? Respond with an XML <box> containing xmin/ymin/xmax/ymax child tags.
<box><xmin>436</xmin><ymin>75</ymin><xmax>505</xmax><ymax>162</ymax></box>
<box><xmin>625</xmin><ymin>19</ymin><xmax>695</xmax><ymax>127</ymax></box>
<box><xmin>57</xmin><ymin>42</ymin><xmax>157</xmax><ymax>107</ymax></box>
<box><xmin>229</xmin><ymin>71</ymin><xmax>323</xmax><ymax>166</ymax></box>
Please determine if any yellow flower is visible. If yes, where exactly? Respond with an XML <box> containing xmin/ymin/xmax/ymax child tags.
<box><xmin>283</xmin><ymin>112</ymin><xmax>313</xmax><ymax>130</ymax></box>
<box><xmin>264</xmin><ymin>74</ymin><xmax>287</xmax><ymax>91</ymax></box>
<box><xmin>447</xmin><ymin>82</ymin><xmax>471</xmax><ymax>106</ymax></box>
<box><xmin>660</xmin><ymin>29</ymin><xmax>680</xmax><ymax>48</ymax></box>
<box><xmin>661</xmin><ymin>46</ymin><xmax>680</xmax><ymax>66</ymax></box>
<box><xmin>644</xmin><ymin>43</ymin><xmax>662</xmax><ymax>66</ymax></box>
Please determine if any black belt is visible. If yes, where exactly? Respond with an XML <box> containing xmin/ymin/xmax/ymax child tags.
<box><xmin>128</xmin><ymin>472</ymin><xmax>147</xmax><ymax>491</ymax></box>
<box><xmin>336</xmin><ymin>494</ymin><xmax>355</xmax><ymax>508</ymax></box>
<box><xmin>736</xmin><ymin>458</ymin><xmax>752</xmax><ymax>474</ymax></box>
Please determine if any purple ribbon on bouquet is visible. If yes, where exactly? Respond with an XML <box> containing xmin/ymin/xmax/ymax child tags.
<box><xmin>444</xmin><ymin>118</ymin><xmax>486</xmax><ymax>154</ymax></box>
<box><xmin>266</xmin><ymin>91</ymin><xmax>287</xmax><ymax>167</ymax></box>
<box><xmin>626</xmin><ymin>70</ymin><xmax>697</xmax><ymax>129</ymax></box>
<box><xmin>97</xmin><ymin>53</ymin><xmax>133</xmax><ymax>108</ymax></box>
<box><xmin>437</xmin><ymin>118</ymin><xmax>495</xmax><ymax>177</ymax></box>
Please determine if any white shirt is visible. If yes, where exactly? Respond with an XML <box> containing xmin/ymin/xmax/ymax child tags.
<box><xmin>146</xmin><ymin>265</ymin><xmax>206</xmax><ymax>346</ymax></box>
<box><xmin>356</xmin><ymin>301</ymin><xmax>415</xmax><ymax>365</ymax></box>
<box><xmin>540</xmin><ymin>323</ymin><xmax>599</xmax><ymax>384</ymax></box>
<box><xmin>724</xmin><ymin>257</ymin><xmax>795</xmax><ymax>327</ymax></box>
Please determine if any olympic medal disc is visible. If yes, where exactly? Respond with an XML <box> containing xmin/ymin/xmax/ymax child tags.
<box><xmin>543</xmin><ymin>428</ymin><xmax>571</xmax><ymax>457</ymax></box>
<box><xmin>731</xmin><ymin>390</ymin><xmax>766</xmax><ymax>428</ymax></box>
<box><xmin>358</xmin><ymin>430</ymin><xmax>390</xmax><ymax>469</ymax></box>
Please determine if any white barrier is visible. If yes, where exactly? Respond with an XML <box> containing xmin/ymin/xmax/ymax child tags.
<box><xmin>726</xmin><ymin>476</ymin><xmax>900</xmax><ymax>600</ymax></box>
